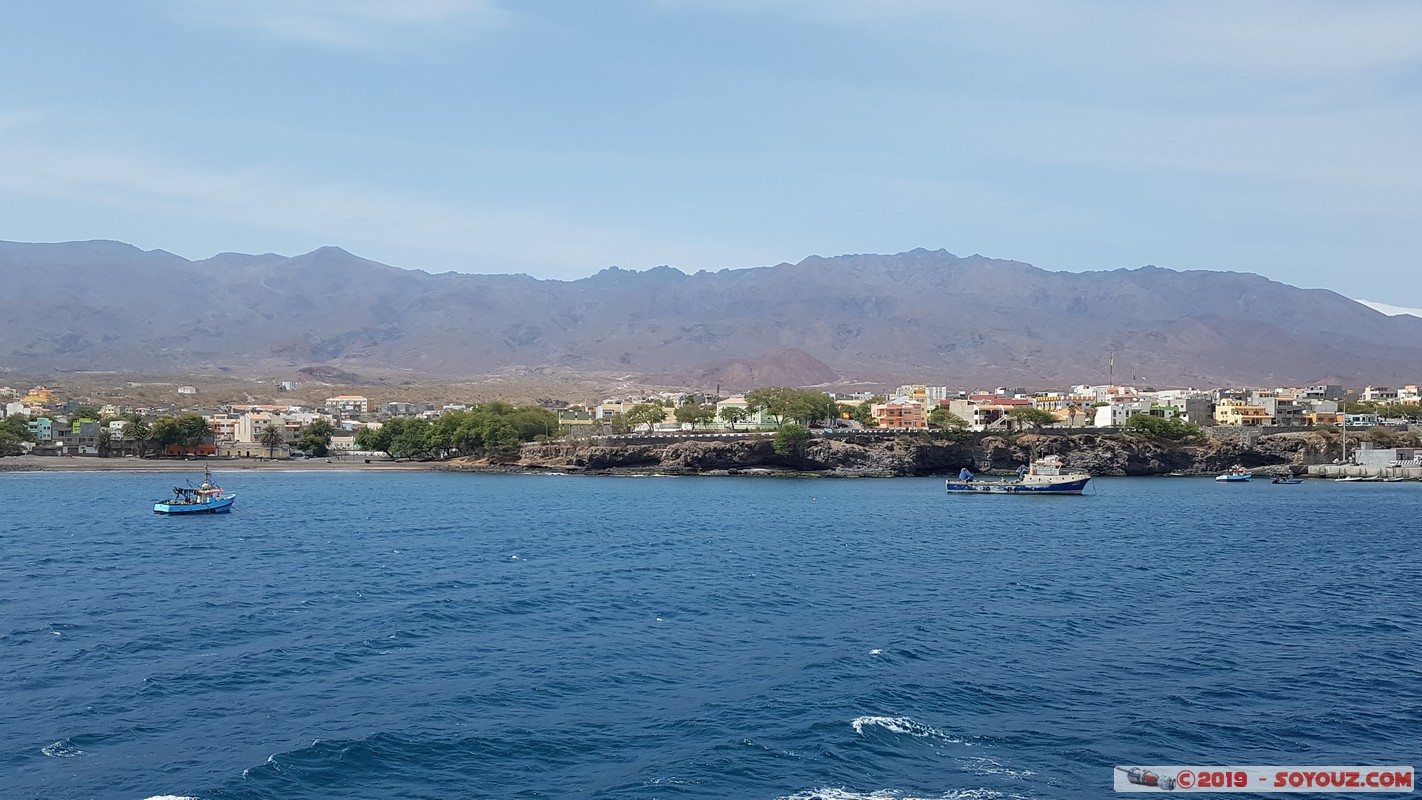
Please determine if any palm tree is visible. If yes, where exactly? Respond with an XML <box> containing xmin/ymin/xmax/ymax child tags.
<box><xmin>123</xmin><ymin>419</ymin><xmax>151</xmax><ymax>458</ymax></box>
<box><xmin>259</xmin><ymin>424</ymin><xmax>286</xmax><ymax>459</ymax></box>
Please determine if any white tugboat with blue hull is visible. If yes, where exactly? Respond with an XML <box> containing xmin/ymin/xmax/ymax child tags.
<box><xmin>154</xmin><ymin>465</ymin><xmax>236</xmax><ymax>514</ymax></box>
<box><xmin>945</xmin><ymin>455</ymin><xmax>1091</xmax><ymax>495</ymax></box>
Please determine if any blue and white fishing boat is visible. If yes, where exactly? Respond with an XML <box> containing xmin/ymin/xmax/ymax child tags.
<box><xmin>945</xmin><ymin>455</ymin><xmax>1091</xmax><ymax>495</ymax></box>
<box><xmin>154</xmin><ymin>465</ymin><xmax>236</xmax><ymax>514</ymax></box>
<box><xmin>1214</xmin><ymin>465</ymin><xmax>1252</xmax><ymax>482</ymax></box>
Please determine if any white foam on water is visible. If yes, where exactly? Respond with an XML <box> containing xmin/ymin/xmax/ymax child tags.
<box><xmin>41</xmin><ymin>740</ymin><xmax>82</xmax><ymax>758</ymax></box>
<box><xmin>963</xmin><ymin>756</ymin><xmax>1034</xmax><ymax>778</ymax></box>
<box><xmin>778</xmin><ymin>788</ymin><xmax>1013</xmax><ymax>800</ymax></box>
<box><xmin>142</xmin><ymin>795</ymin><xmax>197</xmax><ymax>800</ymax></box>
<box><xmin>850</xmin><ymin>715</ymin><xmax>965</xmax><ymax>743</ymax></box>
<box><xmin>869</xmin><ymin>648</ymin><xmax>882</xmax><ymax>655</ymax></box>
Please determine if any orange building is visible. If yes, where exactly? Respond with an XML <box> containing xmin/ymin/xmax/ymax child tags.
<box><xmin>871</xmin><ymin>401</ymin><xmax>926</xmax><ymax>429</ymax></box>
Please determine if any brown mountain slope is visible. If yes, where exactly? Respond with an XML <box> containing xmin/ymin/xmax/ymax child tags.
<box><xmin>2</xmin><ymin>240</ymin><xmax>1419</xmax><ymax>388</ymax></box>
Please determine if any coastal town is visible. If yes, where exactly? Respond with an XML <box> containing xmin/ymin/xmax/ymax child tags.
<box><xmin>3</xmin><ymin>378</ymin><xmax>1420</xmax><ymax>467</ymax></box>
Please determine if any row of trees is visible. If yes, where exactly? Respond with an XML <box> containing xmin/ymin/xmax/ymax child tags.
<box><xmin>353</xmin><ymin>403</ymin><xmax>558</xmax><ymax>461</ymax></box>
<box><xmin>599</xmin><ymin>389</ymin><xmax>854</xmax><ymax>434</ymax></box>
<box><xmin>0</xmin><ymin>409</ymin><xmax>342</xmax><ymax>459</ymax></box>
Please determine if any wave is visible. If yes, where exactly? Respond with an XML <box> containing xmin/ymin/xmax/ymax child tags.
<box><xmin>41</xmin><ymin>739</ymin><xmax>83</xmax><ymax>758</ymax></box>
<box><xmin>851</xmin><ymin>715</ymin><xmax>966</xmax><ymax>744</ymax></box>
<box><xmin>963</xmin><ymin>756</ymin><xmax>1035</xmax><ymax>778</ymax></box>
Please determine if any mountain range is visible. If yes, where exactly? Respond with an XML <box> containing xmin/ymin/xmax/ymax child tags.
<box><xmin>4</xmin><ymin>239</ymin><xmax>1421</xmax><ymax>390</ymax></box>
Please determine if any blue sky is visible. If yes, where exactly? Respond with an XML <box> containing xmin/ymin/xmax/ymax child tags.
<box><xmin>2</xmin><ymin>1</ymin><xmax>1420</xmax><ymax>307</ymax></box>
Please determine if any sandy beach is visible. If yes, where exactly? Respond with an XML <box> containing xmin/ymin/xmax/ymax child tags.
<box><xmin>0</xmin><ymin>455</ymin><xmax>437</xmax><ymax>472</ymax></box>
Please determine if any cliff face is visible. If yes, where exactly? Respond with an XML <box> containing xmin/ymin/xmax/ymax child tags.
<box><xmin>502</xmin><ymin>430</ymin><xmax>1353</xmax><ymax>477</ymax></box>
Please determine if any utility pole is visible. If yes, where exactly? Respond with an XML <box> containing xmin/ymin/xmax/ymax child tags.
<box><xmin>1107</xmin><ymin>351</ymin><xmax>1115</xmax><ymax>386</ymax></box>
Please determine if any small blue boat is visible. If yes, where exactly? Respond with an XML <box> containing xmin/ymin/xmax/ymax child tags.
<box><xmin>154</xmin><ymin>466</ymin><xmax>236</xmax><ymax>514</ymax></box>
<box><xmin>1214</xmin><ymin>465</ymin><xmax>1252</xmax><ymax>482</ymax></box>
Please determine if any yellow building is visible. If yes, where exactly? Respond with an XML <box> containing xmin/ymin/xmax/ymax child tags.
<box><xmin>894</xmin><ymin>385</ymin><xmax>928</xmax><ymax>403</ymax></box>
<box><xmin>22</xmin><ymin>386</ymin><xmax>54</xmax><ymax>405</ymax></box>
<box><xmin>1214</xmin><ymin>398</ymin><xmax>1271</xmax><ymax>426</ymax></box>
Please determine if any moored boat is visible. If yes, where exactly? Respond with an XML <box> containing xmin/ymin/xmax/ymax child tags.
<box><xmin>1271</xmin><ymin>477</ymin><xmax>1302</xmax><ymax>484</ymax></box>
<box><xmin>1215</xmin><ymin>465</ymin><xmax>1252</xmax><ymax>482</ymax></box>
<box><xmin>945</xmin><ymin>455</ymin><xmax>1091</xmax><ymax>495</ymax></box>
<box><xmin>154</xmin><ymin>466</ymin><xmax>236</xmax><ymax>514</ymax></box>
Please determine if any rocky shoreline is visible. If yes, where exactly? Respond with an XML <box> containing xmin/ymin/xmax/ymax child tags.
<box><xmin>441</xmin><ymin>429</ymin><xmax>1369</xmax><ymax>478</ymax></box>
<box><xmin>5</xmin><ymin>429</ymin><xmax>1401</xmax><ymax>478</ymax></box>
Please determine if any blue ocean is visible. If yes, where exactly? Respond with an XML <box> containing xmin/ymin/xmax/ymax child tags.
<box><xmin>2</xmin><ymin>471</ymin><xmax>1418</xmax><ymax>799</ymax></box>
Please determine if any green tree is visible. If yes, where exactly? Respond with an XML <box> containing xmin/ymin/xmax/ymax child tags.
<box><xmin>745</xmin><ymin>387</ymin><xmax>795</xmax><ymax>425</ymax></box>
<box><xmin>1006</xmin><ymin>407</ymin><xmax>1058</xmax><ymax>430</ymax></box>
<box><xmin>298</xmin><ymin>418</ymin><xmax>337</xmax><ymax>457</ymax></box>
<box><xmin>149</xmin><ymin>417</ymin><xmax>182</xmax><ymax>454</ymax></box>
<box><xmin>602</xmin><ymin>412</ymin><xmax>631</xmax><ymax>435</ymax></box>
<box><xmin>123</xmin><ymin>419</ymin><xmax>152</xmax><ymax>458</ymax></box>
<box><xmin>773</xmin><ymin>422</ymin><xmax>813</xmax><ymax>457</ymax></box>
<box><xmin>718</xmin><ymin>406</ymin><xmax>748</xmax><ymax>430</ymax></box>
<box><xmin>505</xmin><ymin>406</ymin><xmax>559</xmax><ymax>441</ymax></box>
<box><xmin>483</xmin><ymin>419</ymin><xmax>522</xmax><ymax>462</ymax></box>
<box><xmin>355</xmin><ymin>423</ymin><xmax>393</xmax><ymax>456</ymax></box>
<box><xmin>259</xmin><ymin>424</ymin><xmax>286</xmax><ymax>458</ymax></box>
<box><xmin>149</xmin><ymin>413</ymin><xmax>213</xmax><ymax>451</ymax></box>
<box><xmin>71</xmin><ymin>405</ymin><xmax>101</xmax><ymax>420</ymax></box>
<box><xmin>1124</xmin><ymin>413</ymin><xmax>1202</xmax><ymax>441</ymax></box>
<box><xmin>0</xmin><ymin>415</ymin><xmax>36</xmax><ymax>456</ymax></box>
<box><xmin>926</xmin><ymin>407</ymin><xmax>969</xmax><ymax>431</ymax></box>
<box><xmin>745</xmin><ymin>387</ymin><xmax>838</xmax><ymax>426</ymax></box>
<box><xmin>1379</xmin><ymin>402</ymin><xmax>1422</xmax><ymax>422</ymax></box>
<box><xmin>796</xmin><ymin>391</ymin><xmax>839</xmax><ymax>426</ymax></box>
<box><xmin>624</xmin><ymin>403</ymin><xmax>666</xmax><ymax>432</ymax></box>
<box><xmin>388</xmin><ymin>418</ymin><xmax>435</xmax><ymax>460</ymax></box>
<box><xmin>97</xmin><ymin>428</ymin><xmax>113</xmax><ymax>457</ymax></box>
<box><xmin>674</xmin><ymin>403</ymin><xmax>717</xmax><ymax>427</ymax></box>
<box><xmin>852</xmin><ymin>397</ymin><xmax>882</xmax><ymax>428</ymax></box>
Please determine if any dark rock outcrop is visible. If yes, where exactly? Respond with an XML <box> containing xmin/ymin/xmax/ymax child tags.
<box><xmin>500</xmin><ymin>429</ymin><xmax>1390</xmax><ymax>478</ymax></box>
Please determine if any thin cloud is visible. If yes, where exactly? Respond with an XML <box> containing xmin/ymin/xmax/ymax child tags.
<box><xmin>176</xmin><ymin>0</ymin><xmax>512</xmax><ymax>50</ymax></box>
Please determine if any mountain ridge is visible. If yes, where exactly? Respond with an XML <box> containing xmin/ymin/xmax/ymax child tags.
<box><xmin>3</xmin><ymin>239</ymin><xmax>1419</xmax><ymax>390</ymax></box>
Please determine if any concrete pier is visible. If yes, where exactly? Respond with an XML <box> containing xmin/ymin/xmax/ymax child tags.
<box><xmin>1305</xmin><ymin>464</ymin><xmax>1422</xmax><ymax>480</ymax></box>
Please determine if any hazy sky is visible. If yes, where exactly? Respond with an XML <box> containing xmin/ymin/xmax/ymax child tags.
<box><xmin>3</xmin><ymin>1</ymin><xmax>1420</xmax><ymax>305</ymax></box>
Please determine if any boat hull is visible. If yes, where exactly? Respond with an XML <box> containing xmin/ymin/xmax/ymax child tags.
<box><xmin>154</xmin><ymin>495</ymin><xmax>236</xmax><ymax>514</ymax></box>
<box><xmin>1215</xmin><ymin>474</ymin><xmax>1252</xmax><ymax>482</ymax></box>
<box><xmin>945</xmin><ymin>477</ymin><xmax>1090</xmax><ymax>495</ymax></box>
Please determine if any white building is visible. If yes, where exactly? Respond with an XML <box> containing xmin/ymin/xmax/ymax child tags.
<box><xmin>1093</xmin><ymin>400</ymin><xmax>1152</xmax><ymax>428</ymax></box>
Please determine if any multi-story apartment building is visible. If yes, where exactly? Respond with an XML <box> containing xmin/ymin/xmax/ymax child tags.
<box><xmin>1361</xmin><ymin>386</ymin><xmax>1397</xmax><ymax>402</ymax></box>
<box><xmin>871</xmin><ymin>400</ymin><xmax>926</xmax><ymax>429</ymax></box>
<box><xmin>324</xmin><ymin>395</ymin><xmax>372</xmax><ymax>415</ymax></box>
<box><xmin>1215</xmin><ymin>398</ymin><xmax>1272</xmax><ymax>426</ymax></box>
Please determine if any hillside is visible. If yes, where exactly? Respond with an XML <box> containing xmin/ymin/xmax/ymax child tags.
<box><xmin>4</xmin><ymin>240</ymin><xmax>1421</xmax><ymax>389</ymax></box>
